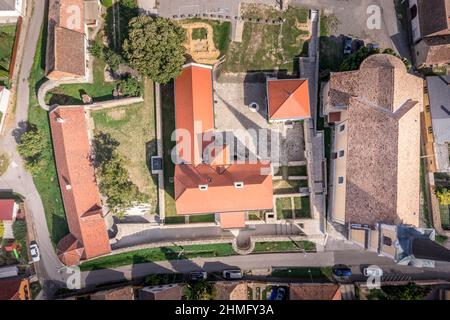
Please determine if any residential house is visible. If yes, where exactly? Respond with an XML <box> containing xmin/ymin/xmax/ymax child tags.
<box><xmin>213</xmin><ymin>281</ymin><xmax>248</xmax><ymax>300</ymax></box>
<box><xmin>323</xmin><ymin>54</ymin><xmax>423</xmax><ymax>228</ymax></box>
<box><xmin>0</xmin><ymin>199</ymin><xmax>19</xmax><ymax>239</ymax></box>
<box><xmin>46</xmin><ymin>0</ymin><xmax>88</xmax><ymax>80</ymax></box>
<box><xmin>173</xmin><ymin>63</ymin><xmax>274</xmax><ymax>228</ymax></box>
<box><xmin>138</xmin><ymin>284</ymin><xmax>182</xmax><ymax>300</ymax></box>
<box><xmin>409</xmin><ymin>0</ymin><xmax>450</xmax><ymax>67</ymax></box>
<box><xmin>289</xmin><ymin>283</ymin><xmax>342</xmax><ymax>300</ymax></box>
<box><xmin>0</xmin><ymin>0</ymin><xmax>25</xmax><ymax>24</ymax></box>
<box><xmin>266</xmin><ymin>78</ymin><xmax>311</xmax><ymax>122</ymax></box>
<box><xmin>49</xmin><ymin>106</ymin><xmax>111</xmax><ymax>266</ymax></box>
<box><xmin>423</xmin><ymin>76</ymin><xmax>450</xmax><ymax>173</ymax></box>
<box><xmin>0</xmin><ymin>276</ymin><xmax>31</xmax><ymax>300</ymax></box>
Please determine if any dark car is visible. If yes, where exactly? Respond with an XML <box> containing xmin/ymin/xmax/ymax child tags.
<box><xmin>332</xmin><ymin>264</ymin><xmax>352</xmax><ymax>277</ymax></box>
<box><xmin>189</xmin><ymin>271</ymin><xmax>207</xmax><ymax>281</ymax></box>
<box><xmin>343</xmin><ymin>37</ymin><xmax>352</xmax><ymax>55</ymax></box>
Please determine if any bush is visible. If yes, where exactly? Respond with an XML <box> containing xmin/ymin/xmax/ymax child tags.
<box><xmin>119</xmin><ymin>76</ymin><xmax>141</xmax><ymax>97</ymax></box>
<box><xmin>88</xmin><ymin>40</ymin><xmax>104</xmax><ymax>59</ymax></box>
<box><xmin>184</xmin><ymin>281</ymin><xmax>215</xmax><ymax>300</ymax></box>
<box><xmin>103</xmin><ymin>47</ymin><xmax>124</xmax><ymax>72</ymax></box>
<box><xmin>435</xmin><ymin>187</ymin><xmax>450</xmax><ymax>205</ymax></box>
<box><xmin>12</xmin><ymin>220</ymin><xmax>27</xmax><ymax>241</ymax></box>
<box><xmin>17</xmin><ymin>124</ymin><xmax>48</xmax><ymax>174</ymax></box>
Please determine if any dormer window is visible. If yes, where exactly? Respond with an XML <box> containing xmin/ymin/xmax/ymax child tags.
<box><xmin>199</xmin><ymin>184</ymin><xmax>208</xmax><ymax>191</ymax></box>
<box><xmin>234</xmin><ymin>182</ymin><xmax>244</xmax><ymax>189</ymax></box>
<box><xmin>56</xmin><ymin>117</ymin><xmax>65</xmax><ymax>123</ymax></box>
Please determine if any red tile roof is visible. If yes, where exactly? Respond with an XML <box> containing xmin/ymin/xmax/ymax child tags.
<box><xmin>0</xmin><ymin>277</ymin><xmax>30</xmax><ymax>300</ymax></box>
<box><xmin>220</xmin><ymin>212</ymin><xmax>246</xmax><ymax>229</ymax></box>
<box><xmin>173</xmin><ymin>64</ymin><xmax>274</xmax><ymax>218</ymax></box>
<box><xmin>174</xmin><ymin>163</ymin><xmax>273</xmax><ymax>215</ymax></box>
<box><xmin>49</xmin><ymin>106</ymin><xmax>110</xmax><ymax>264</ymax></box>
<box><xmin>289</xmin><ymin>284</ymin><xmax>342</xmax><ymax>300</ymax></box>
<box><xmin>0</xmin><ymin>199</ymin><xmax>15</xmax><ymax>221</ymax></box>
<box><xmin>267</xmin><ymin>79</ymin><xmax>311</xmax><ymax>120</ymax></box>
<box><xmin>174</xmin><ymin>63</ymin><xmax>214</xmax><ymax>165</ymax></box>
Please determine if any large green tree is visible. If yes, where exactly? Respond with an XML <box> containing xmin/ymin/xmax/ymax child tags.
<box><xmin>17</xmin><ymin>124</ymin><xmax>48</xmax><ymax>174</ymax></box>
<box><xmin>123</xmin><ymin>16</ymin><xmax>186</xmax><ymax>84</ymax></box>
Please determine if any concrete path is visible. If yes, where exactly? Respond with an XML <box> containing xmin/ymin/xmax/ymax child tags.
<box><xmin>153</xmin><ymin>82</ymin><xmax>165</xmax><ymax>219</ymax></box>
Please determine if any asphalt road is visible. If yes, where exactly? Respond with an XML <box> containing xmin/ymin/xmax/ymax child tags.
<box><xmin>0</xmin><ymin>0</ymin><xmax>68</xmax><ymax>299</ymax></box>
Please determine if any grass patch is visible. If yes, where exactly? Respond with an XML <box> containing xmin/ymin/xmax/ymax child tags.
<box><xmin>160</xmin><ymin>83</ymin><xmax>177</xmax><ymax>217</ymax></box>
<box><xmin>45</xmin><ymin>58</ymin><xmax>119</xmax><ymax>105</ymax></box>
<box><xmin>91</xmin><ymin>80</ymin><xmax>157</xmax><ymax>212</ymax></box>
<box><xmin>271</xmin><ymin>267</ymin><xmax>332</xmax><ymax>281</ymax></box>
<box><xmin>419</xmin><ymin>159</ymin><xmax>431</xmax><ymax>228</ymax></box>
<box><xmin>248</xmin><ymin>211</ymin><xmax>265</xmax><ymax>221</ymax></box>
<box><xmin>287</xmin><ymin>165</ymin><xmax>307</xmax><ymax>176</ymax></box>
<box><xmin>223</xmin><ymin>6</ymin><xmax>309</xmax><ymax>73</ymax></box>
<box><xmin>189</xmin><ymin>214</ymin><xmax>215</xmax><ymax>223</ymax></box>
<box><xmin>0</xmin><ymin>153</ymin><xmax>9</xmax><ymax>176</ymax></box>
<box><xmin>276</xmin><ymin>197</ymin><xmax>292</xmax><ymax>219</ymax></box>
<box><xmin>164</xmin><ymin>216</ymin><xmax>186</xmax><ymax>224</ymax></box>
<box><xmin>273</xmin><ymin>179</ymin><xmax>307</xmax><ymax>195</ymax></box>
<box><xmin>254</xmin><ymin>240</ymin><xmax>315</xmax><ymax>253</ymax></box>
<box><xmin>435</xmin><ymin>234</ymin><xmax>448</xmax><ymax>245</ymax></box>
<box><xmin>0</xmin><ymin>24</ymin><xmax>17</xmax><ymax>86</ymax></box>
<box><xmin>182</xmin><ymin>19</ymin><xmax>231</xmax><ymax>57</ymax></box>
<box><xmin>27</xmin><ymin>16</ymin><xmax>69</xmax><ymax>247</ymax></box>
<box><xmin>293</xmin><ymin>196</ymin><xmax>311</xmax><ymax>218</ymax></box>
<box><xmin>192</xmin><ymin>27</ymin><xmax>207</xmax><ymax>40</ymax></box>
<box><xmin>80</xmin><ymin>243</ymin><xmax>235</xmax><ymax>271</ymax></box>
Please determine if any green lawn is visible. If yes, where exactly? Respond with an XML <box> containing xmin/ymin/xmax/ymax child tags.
<box><xmin>192</xmin><ymin>27</ymin><xmax>208</xmax><ymax>40</ymax></box>
<box><xmin>91</xmin><ymin>80</ymin><xmax>157</xmax><ymax>212</ymax></box>
<box><xmin>79</xmin><ymin>243</ymin><xmax>236</xmax><ymax>271</ymax></box>
<box><xmin>160</xmin><ymin>83</ymin><xmax>177</xmax><ymax>217</ymax></box>
<box><xmin>164</xmin><ymin>216</ymin><xmax>186</xmax><ymax>224</ymax></box>
<box><xmin>276</xmin><ymin>197</ymin><xmax>292</xmax><ymax>219</ymax></box>
<box><xmin>45</xmin><ymin>58</ymin><xmax>119</xmax><ymax>105</ymax></box>
<box><xmin>189</xmin><ymin>214</ymin><xmax>215</xmax><ymax>223</ymax></box>
<box><xmin>27</xmin><ymin>19</ymin><xmax>69</xmax><ymax>247</ymax></box>
<box><xmin>273</xmin><ymin>179</ymin><xmax>307</xmax><ymax>195</ymax></box>
<box><xmin>271</xmin><ymin>267</ymin><xmax>332</xmax><ymax>281</ymax></box>
<box><xmin>293</xmin><ymin>196</ymin><xmax>311</xmax><ymax>218</ymax></box>
<box><xmin>223</xmin><ymin>6</ymin><xmax>309</xmax><ymax>73</ymax></box>
<box><xmin>254</xmin><ymin>240</ymin><xmax>315</xmax><ymax>253</ymax></box>
<box><xmin>0</xmin><ymin>24</ymin><xmax>17</xmax><ymax>85</ymax></box>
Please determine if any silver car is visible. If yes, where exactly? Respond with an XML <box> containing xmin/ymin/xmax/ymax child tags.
<box><xmin>30</xmin><ymin>240</ymin><xmax>40</xmax><ymax>263</ymax></box>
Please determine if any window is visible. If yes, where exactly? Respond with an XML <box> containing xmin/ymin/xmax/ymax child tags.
<box><xmin>339</xmin><ymin>124</ymin><xmax>345</xmax><ymax>132</ymax></box>
<box><xmin>332</xmin><ymin>152</ymin><xmax>338</xmax><ymax>160</ymax></box>
<box><xmin>410</xmin><ymin>4</ymin><xmax>417</xmax><ymax>19</ymax></box>
<box><xmin>428</xmin><ymin>127</ymin><xmax>433</xmax><ymax>134</ymax></box>
<box><xmin>198</xmin><ymin>184</ymin><xmax>208</xmax><ymax>191</ymax></box>
<box><xmin>382</xmin><ymin>236</ymin><xmax>392</xmax><ymax>246</ymax></box>
<box><xmin>338</xmin><ymin>150</ymin><xmax>345</xmax><ymax>157</ymax></box>
<box><xmin>234</xmin><ymin>182</ymin><xmax>244</xmax><ymax>189</ymax></box>
<box><xmin>425</xmin><ymin>105</ymin><xmax>430</xmax><ymax>112</ymax></box>
<box><xmin>338</xmin><ymin>176</ymin><xmax>344</xmax><ymax>184</ymax></box>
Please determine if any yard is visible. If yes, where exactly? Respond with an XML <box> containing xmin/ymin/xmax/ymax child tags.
<box><xmin>276</xmin><ymin>196</ymin><xmax>310</xmax><ymax>219</ymax></box>
<box><xmin>271</xmin><ymin>267</ymin><xmax>333</xmax><ymax>281</ymax></box>
<box><xmin>27</xmin><ymin>19</ymin><xmax>69</xmax><ymax>247</ymax></box>
<box><xmin>253</xmin><ymin>240</ymin><xmax>316</xmax><ymax>253</ymax></box>
<box><xmin>273</xmin><ymin>179</ymin><xmax>308</xmax><ymax>195</ymax></box>
<box><xmin>160</xmin><ymin>83</ymin><xmax>177</xmax><ymax>217</ymax></box>
<box><xmin>223</xmin><ymin>5</ymin><xmax>310</xmax><ymax>73</ymax></box>
<box><xmin>90</xmin><ymin>79</ymin><xmax>158</xmax><ymax>212</ymax></box>
<box><xmin>0</xmin><ymin>24</ymin><xmax>17</xmax><ymax>86</ymax></box>
<box><xmin>80</xmin><ymin>243</ymin><xmax>236</xmax><ymax>271</ymax></box>
<box><xmin>45</xmin><ymin>58</ymin><xmax>120</xmax><ymax>105</ymax></box>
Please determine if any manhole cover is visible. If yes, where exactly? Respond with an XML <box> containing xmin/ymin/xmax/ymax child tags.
<box><xmin>249</xmin><ymin>102</ymin><xmax>259</xmax><ymax>112</ymax></box>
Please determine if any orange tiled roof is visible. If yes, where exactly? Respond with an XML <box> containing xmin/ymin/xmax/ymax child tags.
<box><xmin>174</xmin><ymin>163</ymin><xmax>273</xmax><ymax>215</ymax></box>
<box><xmin>50</xmin><ymin>106</ymin><xmax>111</xmax><ymax>265</ymax></box>
<box><xmin>0</xmin><ymin>199</ymin><xmax>15</xmax><ymax>221</ymax></box>
<box><xmin>174</xmin><ymin>63</ymin><xmax>214</xmax><ymax>165</ymax></box>
<box><xmin>267</xmin><ymin>79</ymin><xmax>311</xmax><ymax>120</ymax></box>
<box><xmin>173</xmin><ymin>63</ymin><xmax>274</xmax><ymax>217</ymax></box>
<box><xmin>220</xmin><ymin>212</ymin><xmax>246</xmax><ymax>229</ymax></box>
<box><xmin>0</xmin><ymin>278</ymin><xmax>30</xmax><ymax>300</ymax></box>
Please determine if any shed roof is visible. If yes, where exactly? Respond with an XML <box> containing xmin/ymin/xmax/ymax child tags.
<box><xmin>267</xmin><ymin>78</ymin><xmax>310</xmax><ymax>120</ymax></box>
<box><xmin>0</xmin><ymin>199</ymin><xmax>15</xmax><ymax>221</ymax></box>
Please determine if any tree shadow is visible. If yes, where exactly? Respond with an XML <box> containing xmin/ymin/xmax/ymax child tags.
<box><xmin>11</xmin><ymin>120</ymin><xmax>29</xmax><ymax>143</ymax></box>
<box><xmin>92</xmin><ymin>131</ymin><xmax>120</xmax><ymax>167</ymax></box>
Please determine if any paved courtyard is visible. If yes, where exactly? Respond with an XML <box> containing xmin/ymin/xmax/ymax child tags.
<box><xmin>213</xmin><ymin>74</ymin><xmax>305</xmax><ymax>164</ymax></box>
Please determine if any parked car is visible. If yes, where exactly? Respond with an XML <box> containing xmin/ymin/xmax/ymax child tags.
<box><xmin>190</xmin><ymin>271</ymin><xmax>207</xmax><ymax>281</ymax></box>
<box><xmin>222</xmin><ymin>269</ymin><xmax>243</xmax><ymax>280</ymax></box>
<box><xmin>30</xmin><ymin>241</ymin><xmax>40</xmax><ymax>263</ymax></box>
<box><xmin>275</xmin><ymin>287</ymin><xmax>286</xmax><ymax>300</ymax></box>
<box><xmin>367</xmin><ymin>43</ymin><xmax>380</xmax><ymax>52</ymax></box>
<box><xmin>343</xmin><ymin>37</ymin><xmax>353</xmax><ymax>55</ymax></box>
<box><xmin>332</xmin><ymin>264</ymin><xmax>352</xmax><ymax>277</ymax></box>
<box><xmin>363</xmin><ymin>266</ymin><xmax>383</xmax><ymax>278</ymax></box>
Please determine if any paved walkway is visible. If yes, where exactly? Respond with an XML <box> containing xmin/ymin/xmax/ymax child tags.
<box><xmin>154</xmin><ymin>82</ymin><xmax>165</xmax><ymax>220</ymax></box>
